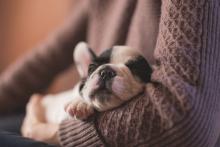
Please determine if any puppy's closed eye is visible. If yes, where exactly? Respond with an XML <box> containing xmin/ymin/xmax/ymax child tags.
<box><xmin>88</xmin><ymin>63</ymin><xmax>99</xmax><ymax>75</ymax></box>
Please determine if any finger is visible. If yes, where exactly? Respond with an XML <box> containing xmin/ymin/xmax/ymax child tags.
<box><xmin>26</xmin><ymin>94</ymin><xmax>43</xmax><ymax>112</ymax></box>
<box><xmin>29</xmin><ymin>94</ymin><xmax>43</xmax><ymax>107</ymax></box>
<box><xmin>26</xmin><ymin>94</ymin><xmax>46</xmax><ymax>122</ymax></box>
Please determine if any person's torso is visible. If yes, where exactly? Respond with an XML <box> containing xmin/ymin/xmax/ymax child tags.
<box><xmin>87</xmin><ymin>0</ymin><xmax>161</xmax><ymax>65</ymax></box>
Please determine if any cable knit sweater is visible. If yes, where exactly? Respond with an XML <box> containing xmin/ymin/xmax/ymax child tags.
<box><xmin>0</xmin><ymin>0</ymin><xmax>220</xmax><ymax>147</ymax></box>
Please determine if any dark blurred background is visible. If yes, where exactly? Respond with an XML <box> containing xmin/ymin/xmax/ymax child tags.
<box><xmin>0</xmin><ymin>0</ymin><xmax>80</xmax><ymax>93</ymax></box>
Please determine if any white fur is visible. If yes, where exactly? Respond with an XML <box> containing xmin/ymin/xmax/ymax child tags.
<box><xmin>74</xmin><ymin>42</ymin><xmax>92</xmax><ymax>77</ymax></box>
<box><xmin>80</xmin><ymin>64</ymin><xmax>144</xmax><ymax>111</ymax></box>
<box><xmin>111</xmin><ymin>64</ymin><xmax>144</xmax><ymax>100</ymax></box>
<box><xmin>111</xmin><ymin>46</ymin><xmax>140</xmax><ymax>64</ymax></box>
<box><xmin>42</xmin><ymin>90</ymin><xmax>74</xmax><ymax>123</ymax></box>
<box><xmin>42</xmin><ymin>83</ymin><xmax>81</xmax><ymax>123</ymax></box>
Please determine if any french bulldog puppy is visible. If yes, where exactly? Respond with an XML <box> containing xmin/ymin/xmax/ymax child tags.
<box><xmin>42</xmin><ymin>42</ymin><xmax>152</xmax><ymax>123</ymax></box>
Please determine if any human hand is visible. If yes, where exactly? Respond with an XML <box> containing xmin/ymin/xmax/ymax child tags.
<box><xmin>21</xmin><ymin>94</ymin><xmax>59</xmax><ymax>145</ymax></box>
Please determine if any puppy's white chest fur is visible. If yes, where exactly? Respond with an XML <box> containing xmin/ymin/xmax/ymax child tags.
<box><xmin>42</xmin><ymin>90</ymin><xmax>74</xmax><ymax>123</ymax></box>
<box><xmin>42</xmin><ymin>84</ymin><xmax>81</xmax><ymax>124</ymax></box>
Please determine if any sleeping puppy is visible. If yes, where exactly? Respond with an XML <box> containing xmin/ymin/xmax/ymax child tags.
<box><xmin>42</xmin><ymin>42</ymin><xmax>152</xmax><ymax>123</ymax></box>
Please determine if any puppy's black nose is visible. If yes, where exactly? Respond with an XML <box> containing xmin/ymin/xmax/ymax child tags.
<box><xmin>99</xmin><ymin>66</ymin><xmax>116</xmax><ymax>81</ymax></box>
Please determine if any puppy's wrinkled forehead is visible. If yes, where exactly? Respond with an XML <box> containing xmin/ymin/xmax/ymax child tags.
<box><xmin>111</xmin><ymin>46</ymin><xmax>141</xmax><ymax>64</ymax></box>
<box><xmin>93</xmin><ymin>46</ymin><xmax>140</xmax><ymax>65</ymax></box>
<box><xmin>88</xmin><ymin>47</ymin><xmax>133</xmax><ymax>74</ymax></box>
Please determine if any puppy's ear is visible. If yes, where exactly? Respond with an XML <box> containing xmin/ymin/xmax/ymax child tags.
<box><xmin>74</xmin><ymin>42</ymin><xmax>96</xmax><ymax>78</ymax></box>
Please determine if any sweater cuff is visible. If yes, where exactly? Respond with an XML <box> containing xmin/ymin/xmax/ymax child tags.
<box><xmin>58</xmin><ymin>119</ymin><xmax>105</xmax><ymax>147</ymax></box>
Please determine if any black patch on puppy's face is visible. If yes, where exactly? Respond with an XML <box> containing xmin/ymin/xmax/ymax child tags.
<box><xmin>79</xmin><ymin>78</ymin><xmax>86</xmax><ymax>92</ymax></box>
<box><xmin>88</xmin><ymin>49</ymin><xmax>113</xmax><ymax>76</ymax></box>
<box><xmin>125</xmin><ymin>56</ymin><xmax>152</xmax><ymax>83</ymax></box>
<box><xmin>79</xmin><ymin>49</ymin><xmax>113</xmax><ymax>94</ymax></box>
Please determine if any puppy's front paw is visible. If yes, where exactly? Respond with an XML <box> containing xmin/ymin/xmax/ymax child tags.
<box><xmin>65</xmin><ymin>101</ymin><xmax>94</xmax><ymax>120</ymax></box>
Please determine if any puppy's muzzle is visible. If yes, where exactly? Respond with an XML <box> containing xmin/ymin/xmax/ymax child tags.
<box><xmin>99</xmin><ymin>66</ymin><xmax>116</xmax><ymax>81</ymax></box>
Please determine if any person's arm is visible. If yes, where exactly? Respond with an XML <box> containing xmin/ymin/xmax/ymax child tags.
<box><xmin>59</xmin><ymin>0</ymin><xmax>219</xmax><ymax>146</ymax></box>
<box><xmin>0</xmin><ymin>1</ymin><xmax>89</xmax><ymax>114</ymax></box>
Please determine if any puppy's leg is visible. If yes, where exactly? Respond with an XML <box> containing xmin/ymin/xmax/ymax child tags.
<box><xmin>65</xmin><ymin>98</ymin><xmax>94</xmax><ymax>120</ymax></box>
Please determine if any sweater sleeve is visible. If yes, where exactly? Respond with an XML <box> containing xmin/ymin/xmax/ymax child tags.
<box><xmin>59</xmin><ymin>0</ymin><xmax>219</xmax><ymax>147</ymax></box>
<box><xmin>0</xmin><ymin>1</ymin><xmax>89</xmax><ymax>114</ymax></box>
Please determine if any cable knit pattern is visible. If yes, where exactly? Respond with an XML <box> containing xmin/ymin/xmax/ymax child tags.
<box><xmin>154</xmin><ymin>0</ymin><xmax>203</xmax><ymax>85</ymax></box>
<box><xmin>150</xmin><ymin>0</ymin><xmax>204</xmax><ymax>125</ymax></box>
<box><xmin>0</xmin><ymin>0</ymin><xmax>220</xmax><ymax>147</ymax></box>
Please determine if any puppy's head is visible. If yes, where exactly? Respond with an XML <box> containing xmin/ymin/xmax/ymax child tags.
<box><xmin>74</xmin><ymin>42</ymin><xmax>152</xmax><ymax>111</ymax></box>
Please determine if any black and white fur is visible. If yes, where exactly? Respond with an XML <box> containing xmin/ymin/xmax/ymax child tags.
<box><xmin>42</xmin><ymin>42</ymin><xmax>152</xmax><ymax>123</ymax></box>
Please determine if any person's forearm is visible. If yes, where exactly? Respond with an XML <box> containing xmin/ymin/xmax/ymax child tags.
<box><xmin>0</xmin><ymin>1</ymin><xmax>88</xmax><ymax>114</ymax></box>
<box><xmin>59</xmin><ymin>119</ymin><xmax>105</xmax><ymax>147</ymax></box>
